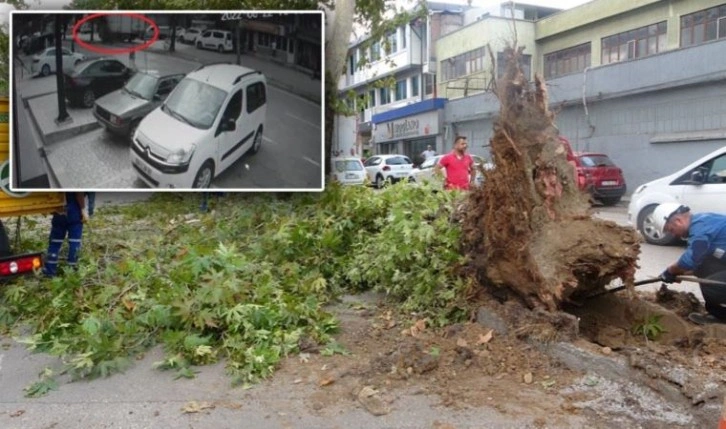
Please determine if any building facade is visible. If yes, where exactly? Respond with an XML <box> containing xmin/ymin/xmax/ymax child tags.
<box><xmin>334</xmin><ymin>2</ymin><xmax>469</xmax><ymax>162</ymax></box>
<box><xmin>442</xmin><ymin>0</ymin><xmax>726</xmax><ymax>189</ymax></box>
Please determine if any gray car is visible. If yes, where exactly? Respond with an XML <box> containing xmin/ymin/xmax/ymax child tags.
<box><xmin>93</xmin><ymin>71</ymin><xmax>185</xmax><ymax>139</ymax></box>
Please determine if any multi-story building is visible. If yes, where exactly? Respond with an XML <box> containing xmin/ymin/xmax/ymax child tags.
<box><xmin>443</xmin><ymin>0</ymin><xmax>726</xmax><ymax>189</ymax></box>
<box><xmin>334</xmin><ymin>2</ymin><xmax>470</xmax><ymax>162</ymax></box>
<box><xmin>334</xmin><ymin>1</ymin><xmax>560</xmax><ymax>163</ymax></box>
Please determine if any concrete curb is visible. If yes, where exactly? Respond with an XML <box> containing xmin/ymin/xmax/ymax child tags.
<box><xmin>45</xmin><ymin>121</ymin><xmax>101</xmax><ymax>145</ymax></box>
<box><xmin>147</xmin><ymin>47</ymin><xmax>322</xmax><ymax>105</ymax></box>
<box><xmin>24</xmin><ymin>92</ymin><xmax>102</xmax><ymax>146</ymax></box>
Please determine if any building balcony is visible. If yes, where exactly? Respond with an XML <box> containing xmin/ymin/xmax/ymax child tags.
<box><xmin>339</xmin><ymin>49</ymin><xmax>420</xmax><ymax>91</ymax></box>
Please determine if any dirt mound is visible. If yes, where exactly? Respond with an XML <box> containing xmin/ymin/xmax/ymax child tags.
<box><xmin>462</xmin><ymin>45</ymin><xmax>640</xmax><ymax>311</ymax></box>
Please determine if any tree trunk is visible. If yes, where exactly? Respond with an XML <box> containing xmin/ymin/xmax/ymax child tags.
<box><xmin>323</xmin><ymin>0</ymin><xmax>355</xmax><ymax>176</ymax></box>
<box><xmin>462</xmin><ymin>45</ymin><xmax>640</xmax><ymax>311</ymax></box>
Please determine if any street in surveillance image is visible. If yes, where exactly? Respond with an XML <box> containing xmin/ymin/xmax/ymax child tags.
<box><xmin>10</xmin><ymin>11</ymin><xmax>323</xmax><ymax>191</ymax></box>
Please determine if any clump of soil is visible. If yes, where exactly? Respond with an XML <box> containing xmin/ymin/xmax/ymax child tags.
<box><xmin>462</xmin><ymin>45</ymin><xmax>640</xmax><ymax>311</ymax></box>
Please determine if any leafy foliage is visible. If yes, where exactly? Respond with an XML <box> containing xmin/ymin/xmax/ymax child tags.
<box><xmin>632</xmin><ymin>314</ymin><xmax>666</xmax><ymax>341</ymax></box>
<box><xmin>1</xmin><ymin>186</ymin><xmax>470</xmax><ymax>393</ymax></box>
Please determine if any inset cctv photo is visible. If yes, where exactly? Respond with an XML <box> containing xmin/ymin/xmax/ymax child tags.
<box><xmin>10</xmin><ymin>11</ymin><xmax>323</xmax><ymax>191</ymax></box>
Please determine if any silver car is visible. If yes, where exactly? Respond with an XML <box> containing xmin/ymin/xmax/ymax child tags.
<box><xmin>93</xmin><ymin>71</ymin><xmax>185</xmax><ymax>139</ymax></box>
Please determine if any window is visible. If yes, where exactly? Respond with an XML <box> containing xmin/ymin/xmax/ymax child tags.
<box><xmin>348</xmin><ymin>53</ymin><xmax>356</xmax><ymax>75</ymax></box>
<box><xmin>103</xmin><ymin>60</ymin><xmax>125</xmax><ymax>73</ymax></box>
<box><xmin>370</xmin><ymin>41</ymin><xmax>380</xmax><ymax>62</ymax></box>
<box><xmin>400</xmin><ymin>27</ymin><xmax>406</xmax><ymax>49</ymax></box>
<box><xmin>411</xmin><ymin>75</ymin><xmax>419</xmax><ymax>97</ymax></box>
<box><xmin>246</xmin><ymin>82</ymin><xmax>266</xmax><ymax>113</ymax></box>
<box><xmin>368</xmin><ymin>89</ymin><xmax>376</xmax><ymax>107</ymax></box>
<box><xmin>395</xmin><ymin>80</ymin><xmax>407</xmax><ymax>100</ymax></box>
<box><xmin>496</xmin><ymin>52</ymin><xmax>532</xmax><ymax>80</ymax></box>
<box><xmin>156</xmin><ymin>77</ymin><xmax>177</xmax><ymax>97</ymax></box>
<box><xmin>543</xmin><ymin>43</ymin><xmax>591</xmax><ymax>79</ymax></box>
<box><xmin>441</xmin><ymin>47</ymin><xmax>487</xmax><ymax>81</ymax></box>
<box><xmin>601</xmin><ymin>22</ymin><xmax>667</xmax><ymax>65</ymax></box>
<box><xmin>223</xmin><ymin>90</ymin><xmax>243</xmax><ymax>120</ymax></box>
<box><xmin>379</xmin><ymin>86</ymin><xmax>391</xmax><ymax>104</ymax></box>
<box><xmin>424</xmin><ymin>73</ymin><xmax>435</xmax><ymax>95</ymax></box>
<box><xmin>364</xmin><ymin>156</ymin><xmax>381</xmax><ymax>167</ymax></box>
<box><xmin>384</xmin><ymin>31</ymin><xmax>397</xmax><ymax>54</ymax></box>
<box><xmin>681</xmin><ymin>5</ymin><xmax>726</xmax><ymax>47</ymax></box>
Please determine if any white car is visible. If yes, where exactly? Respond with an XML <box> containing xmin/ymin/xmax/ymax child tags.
<box><xmin>330</xmin><ymin>157</ymin><xmax>367</xmax><ymax>186</ymax></box>
<box><xmin>363</xmin><ymin>154</ymin><xmax>413</xmax><ymax>188</ymax></box>
<box><xmin>31</xmin><ymin>47</ymin><xmax>85</xmax><ymax>77</ymax></box>
<box><xmin>130</xmin><ymin>64</ymin><xmax>267</xmax><ymax>189</ymax></box>
<box><xmin>181</xmin><ymin>27</ymin><xmax>202</xmax><ymax>44</ymax></box>
<box><xmin>409</xmin><ymin>154</ymin><xmax>490</xmax><ymax>186</ymax></box>
<box><xmin>627</xmin><ymin>145</ymin><xmax>726</xmax><ymax>245</ymax></box>
<box><xmin>196</xmin><ymin>29</ymin><xmax>233</xmax><ymax>53</ymax></box>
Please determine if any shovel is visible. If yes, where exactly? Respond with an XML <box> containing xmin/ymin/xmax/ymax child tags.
<box><xmin>587</xmin><ymin>275</ymin><xmax>726</xmax><ymax>299</ymax></box>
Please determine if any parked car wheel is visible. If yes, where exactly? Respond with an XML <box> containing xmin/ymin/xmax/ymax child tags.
<box><xmin>196</xmin><ymin>41</ymin><xmax>202</xmax><ymax>49</ymax></box>
<box><xmin>250</xmin><ymin>126</ymin><xmax>263</xmax><ymax>154</ymax></box>
<box><xmin>637</xmin><ymin>204</ymin><xmax>677</xmax><ymax>245</ymax></box>
<box><xmin>599</xmin><ymin>196</ymin><xmax>621</xmax><ymax>206</ymax></box>
<box><xmin>375</xmin><ymin>174</ymin><xmax>385</xmax><ymax>189</ymax></box>
<box><xmin>82</xmin><ymin>89</ymin><xmax>95</xmax><ymax>108</ymax></box>
<box><xmin>218</xmin><ymin>44</ymin><xmax>224</xmax><ymax>53</ymax></box>
<box><xmin>41</xmin><ymin>64</ymin><xmax>50</xmax><ymax>76</ymax></box>
<box><xmin>193</xmin><ymin>160</ymin><xmax>214</xmax><ymax>188</ymax></box>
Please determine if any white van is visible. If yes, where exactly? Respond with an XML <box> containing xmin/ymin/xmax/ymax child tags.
<box><xmin>196</xmin><ymin>29</ymin><xmax>233</xmax><ymax>53</ymax></box>
<box><xmin>627</xmin><ymin>145</ymin><xmax>726</xmax><ymax>244</ymax></box>
<box><xmin>130</xmin><ymin>64</ymin><xmax>267</xmax><ymax>189</ymax></box>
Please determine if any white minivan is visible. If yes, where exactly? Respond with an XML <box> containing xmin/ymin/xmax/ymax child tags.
<box><xmin>130</xmin><ymin>63</ymin><xmax>267</xmax><ymax>189</ymax></box>
<box><xmin>627</xmin><ymin>145</ymin><xmax>726</xmax><ymax>244</ymax></box>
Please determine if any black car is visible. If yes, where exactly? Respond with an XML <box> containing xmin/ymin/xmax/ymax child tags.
<box><xmin>64</xmin><ymin>58</ymin><xmax>134</xmax><ymax>108</ymax></box>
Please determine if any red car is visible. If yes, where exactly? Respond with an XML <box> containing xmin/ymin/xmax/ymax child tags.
<box><xmin>559</xmin><ymin>137</ymin><xmax>627</xmax><ymax>206</ymax></box>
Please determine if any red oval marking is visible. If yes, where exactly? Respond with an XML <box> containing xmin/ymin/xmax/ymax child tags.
<box><xmin>72</xmin><ymin>13</ymin><xmax>159</xmax><ymax>55</ymax></box>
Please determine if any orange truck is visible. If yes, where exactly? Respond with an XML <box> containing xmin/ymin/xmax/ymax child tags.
<box><xmin>0</xmin><ymin>96</ymin><xmax>65</xmax><ymax>277</ymax></box>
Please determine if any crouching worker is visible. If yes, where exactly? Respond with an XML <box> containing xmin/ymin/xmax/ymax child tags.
<box><xmin>43</xmin><ymin>192</ymin><xmax>88</xmax><ymax>277</ymax></box>
<box><xmin>656</xmin><ymin>203</ymin><xmax>726</xmax><ymax>325</ymax></box>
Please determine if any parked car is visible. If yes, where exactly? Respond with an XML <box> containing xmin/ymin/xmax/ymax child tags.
<box><xmin>31</xmin><ymin>47</ymin><xmax>85</xmax><ymax>77</ymax></box>
<box><xmin>130</xmin><ymin>64</ymin><xmax>267</xmax><ymax>189</ymax></box>
<box><xmin>409</xmin><ymin>154</ymin><xmax>490</xmax><ymax>187</ymax></box>
<box><xmin>64</xmin><ymin>58</ymin><xmax>134</xmax><ymax>108</ymax></box>
<box><xmin>196</xmin><ymin>29</ymin><xmax>233</xmax><ymax>53</ymax></box>
<box><xmin>93</xmin><ymin>71</ymin><xmax>185</xmax><ymax>138</ymax></box>
<box><xmin>181</xmin><ymin>27</ymin><xmax>202</xmax><ymax>44</ymax></box>
<box><xmin>574</xmin><ymin>152</ymin><xmax>627</xmax><ymax>206</ymax></box>
<box><xmin>330</xmin><ymin>157</ymin><xmax>367</xmax><ymax>186</ymax></box>
<box><xmin>363</xmin><ymin>154</ymin><xmax>413</xmax><ymax>188</ymax></box>
<box><xmin>627</xmin><ymin>145</ymin><xmax>726</xmax><ymax>245</ymax></box>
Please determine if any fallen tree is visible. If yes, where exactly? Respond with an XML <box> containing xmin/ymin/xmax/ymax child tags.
<box><xmin>463</xmin><ymin>45</ymin><xmax>641</xmax><ymax>311</ymax></box>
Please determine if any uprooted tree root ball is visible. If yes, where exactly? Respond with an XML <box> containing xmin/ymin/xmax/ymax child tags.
<box><xmin>462</xmin><ymin>45</ymin><xmax>640</xmax><ymax>311</ymax></box>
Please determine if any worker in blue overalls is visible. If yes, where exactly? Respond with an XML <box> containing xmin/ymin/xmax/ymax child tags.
<box><xmin>43</xmin><ymin>192</ymin><xmax>88</xmax><ymax>277</ymax></box>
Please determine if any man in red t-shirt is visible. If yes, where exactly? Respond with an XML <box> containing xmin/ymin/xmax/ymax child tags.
<box><xmin>435</xmin><ymin>135</ymin><xmax>474</xmax><ymax>190</ymax></box>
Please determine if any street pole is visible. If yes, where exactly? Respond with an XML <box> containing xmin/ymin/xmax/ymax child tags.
<box><xmin>54</xmin><ymin>15</ymin><xmax>70</xmax><ymax>125</ymax></box>
<box><xmin>236</xmin><ymin>23</ymin><xmax>241</xmax><ymax>65</ymax></box>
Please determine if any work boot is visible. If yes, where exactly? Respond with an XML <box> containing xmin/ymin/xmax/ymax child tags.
<box><xmin>688</xmin><ymin>312</ymin><xmax>726</xmax><ymax>325</ymax></box>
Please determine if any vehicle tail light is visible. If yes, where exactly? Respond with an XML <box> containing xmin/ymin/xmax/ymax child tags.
<box><xmin>382</xmin><ymin>166</ymin><xmax>391</xmax><ymax>171</ymax></box>
<box><xmin>0</xmin><ymin>255</ymin><xmax>42</xmax><ymax>276</ymax></box>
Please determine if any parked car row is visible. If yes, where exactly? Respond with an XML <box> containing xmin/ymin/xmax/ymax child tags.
<box><xmin>56</xmin><ymin>56</ymin><xmax>268</xmax><ymax>189</ymax></box>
